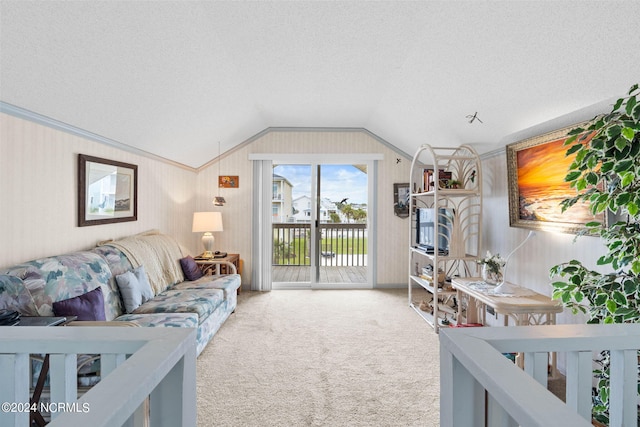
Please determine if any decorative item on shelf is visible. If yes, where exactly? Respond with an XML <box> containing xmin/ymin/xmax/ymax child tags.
<box><xmin>192</xmin><ymin>212</ymin><xmax>223</xmax><ymax>259</ymax></box>
<box><xmin>419</xmin><ymin>265</ymin><xmax>446</xmax><ymax>285</ymax></box>
<box><xmin>418</xmin><ymin>294</ymin><xmax>434</xmax><ymax>313</ymax></box>
<box><xmin>419</xmin><ymin>266</ymin><xmax>433</xmax><ymax>283</ymax></box>
<box><xmin>441</xmin><ymin>281</ymin><xmax>453</xmax><ymax>291</ymax></box>
<box><xmin>446</xmin><ymin>179</ymin><xmax>462</xmax><ymax>189</ymax></box>
<box><xmin>436</xmin><ymin>269</ymin><xmax>446</xmax><ymax>287</ymax></box>
<box><xmin>477</xmin><ymin>251</ymin><xmax>505</xmax><ymax>285</ymax></box>
<box><xmin>423</xmin><ymin>169</ymin><xmax>434</xmax><ymax>192</ymax></box>
<box><xmin>438</xmin><ymin>169</ymin><xmax>452</xmax><ymax>189</ymax></box>
<box><xmin>419</xmin><ymin>275</ymin><xmax>433</xmax><ymax>283</ymax></box>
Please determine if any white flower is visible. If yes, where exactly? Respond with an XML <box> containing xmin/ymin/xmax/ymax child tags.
<box><xmin>477</xmin><ymin>251</ymin><xmax>505</xmax><ymax>274</ymax></box>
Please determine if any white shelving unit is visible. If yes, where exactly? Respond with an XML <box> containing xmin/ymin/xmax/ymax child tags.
<box><xmin>408</xmin><ymin>144</ymin><xmax>482</xmax><ymax>332</ymax></box>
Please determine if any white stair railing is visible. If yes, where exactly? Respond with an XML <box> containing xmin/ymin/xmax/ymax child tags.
<box><xmin>0</xmin><ymin>326</ymin><xmax>196</xmax><ymax>427</ymax></box>
<box><xmin>440</xmin><ymin>324</ymin><xmax>640</xmax><ymax>427</ymax></box>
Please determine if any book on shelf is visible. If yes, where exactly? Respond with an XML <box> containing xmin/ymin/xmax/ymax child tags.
<box><xmin>438</xmin><ymin>169</ymin><xmax>453</xmax><ymax>189</ymax></box>
<box><xmin>422</xmin><ymin>169</ymin><xmax>434</xmax><ymax>192</ymax></box>
<box><xmin>421</xmin><ymin>169</ymin><xmax>454</xmax><ymax>191</ymax></box>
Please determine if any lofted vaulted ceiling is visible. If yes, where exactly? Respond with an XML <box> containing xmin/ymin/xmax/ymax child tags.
<box><xmin>1</xmin><ymin>1</ymin><xmax>639</xmax><ymax>169</ymax></box>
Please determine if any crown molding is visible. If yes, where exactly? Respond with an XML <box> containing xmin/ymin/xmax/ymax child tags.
<box><xmin>2</xmin><ymin>104</ymin><xmax>413</xmax><ymax>172</ymax></box>
<box><xmin>0</xmin><ymin>102</ymin><xmax>196</xmax><ymax>172</ymax></box>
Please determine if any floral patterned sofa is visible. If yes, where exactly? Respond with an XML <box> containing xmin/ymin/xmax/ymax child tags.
<box><xmin>0</xmin><ymin>232</ymin><xmax>241</xmax><ymax>357</ymax></box>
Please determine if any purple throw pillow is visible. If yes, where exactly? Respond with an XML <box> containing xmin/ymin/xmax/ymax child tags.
<box><xmin>180</xmin><ymin>256</ymin><xmax>203</xmax><ymax>281</ymax></box>
<box><xmin>52</xmin><ymin>287</ymin><xmax>106</xmax><ymax>321</ymax></box>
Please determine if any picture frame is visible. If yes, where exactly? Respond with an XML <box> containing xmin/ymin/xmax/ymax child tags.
<box><xmin>218</xmin><ymin>175</ymin><xmax>239</xmax><ymax>188</ymax></box>
<box><xmin>393</xmin><ymin>183</ymin><xmax>410</xmax><ymax>218</ymax></box>
<box><xmin>506</xmin><ymin>122</ymin><xmax>604</xmax><ymax>234</ymax></box>
<box><xmin>78</xmin><ymin>154</ymin><xmax>138</xmax><ymax>227</ymax></box>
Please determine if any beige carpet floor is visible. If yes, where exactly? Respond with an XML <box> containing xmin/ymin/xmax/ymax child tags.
<box><xmin>196</xmin><ymin>289</ymin><xmax>441</xmax><ymax>427</ymax></box>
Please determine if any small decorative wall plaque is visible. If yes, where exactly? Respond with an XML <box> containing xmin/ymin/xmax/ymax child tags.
<box><xmin>218</xmin><ymin>176</ymin><xmax>239</xmax><ymax>188</ymax></box>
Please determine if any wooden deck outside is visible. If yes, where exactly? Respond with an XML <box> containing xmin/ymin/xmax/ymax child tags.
<box><xmin>272</xmin><ymin>265</ymin><xmax>367</xmax><ymax>283</ymax></box>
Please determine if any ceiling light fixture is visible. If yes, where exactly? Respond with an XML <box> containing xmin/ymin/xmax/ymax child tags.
<box><xmin>214</xmin><ymin>141</ymin><xmax>226</xmax><ymax>206</ymax></box>
<box><xmin>466</xmin><ymin>112</ymin><xmax>483</xmax><ymax>124</ymax></box>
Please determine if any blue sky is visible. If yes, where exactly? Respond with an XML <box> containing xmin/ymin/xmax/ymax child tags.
<box><xmin>274</xmin><ymin>164</ymin><xmax>368</xmax><ymax>204</ymax></box>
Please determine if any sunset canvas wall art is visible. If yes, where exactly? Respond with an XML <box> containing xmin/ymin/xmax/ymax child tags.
<box><xmin>507</xmin><ymin>123</ymin><xmax>604</xmax><ymax>234</ymax></box>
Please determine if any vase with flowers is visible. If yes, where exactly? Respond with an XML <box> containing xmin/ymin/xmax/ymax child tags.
<box><xmin>477</xmin><ymin>251</ymin><xmax>505</xmax><ymax>285</ymax></box>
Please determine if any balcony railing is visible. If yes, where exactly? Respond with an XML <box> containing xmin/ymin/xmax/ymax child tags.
<box><xmin>272</xmin><ymin>222</ymin><xmax>367</xmax><ymax>266</ymax></box>
<box><xmin>0</xmin><ymin>326</ymin><xmax>196</xmax><ymax>427</ymax></box>
<box><xmin>439</xmin><ymin>323</ymin><xmax>640</xmax><ymax>426</ymax></box>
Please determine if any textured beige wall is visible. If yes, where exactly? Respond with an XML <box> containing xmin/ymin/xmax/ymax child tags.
<box><xmin>0</xmin><ymin>113</ymin><xmax>197</xmax><ymax>267</ymax></box>
<box><xmin>196</xmin><ymin>129</ymin><xmax>413</xmax><ymax>287</ymax></box>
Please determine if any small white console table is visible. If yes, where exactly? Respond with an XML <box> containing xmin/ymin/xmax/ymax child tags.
<box><xmin>452</xmin><ymin>277</ymin><xmax>563</xmax><ymax>327</ymax></box>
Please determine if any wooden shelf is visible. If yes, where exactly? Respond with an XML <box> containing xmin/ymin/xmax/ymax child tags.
<box><xmin>410</xmin><ymin>275</ymin><xmax>456</xmax><ymax>296</ymax></box>
<box><xmin>410</xmin><ymin>302</ymin><xmax>435</xmax><ymax>327</ymax></box>
<box><xmin>411</xmin><ymin>188</ymin><xmax>479</xmax><ymax>198</ymax></box>
<box><xmin>409</xmin><ymin>303</ymin><xmax>456</xmax><ymax>328</ymax></box>
<box><xmin>410</xmin><ymin>247</ymin><xmax>479</xmax><ymax>262</ymax></box>
<box><xmin>408</xmin><ymin>144</ymin><xmax>482</xmax><ymax>333</ymax></box>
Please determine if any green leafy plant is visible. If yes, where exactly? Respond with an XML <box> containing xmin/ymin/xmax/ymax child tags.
<box><xmin>549</xmin><ymin>83</ymin><xmax>640</xmax><ymax>424</ymax></box>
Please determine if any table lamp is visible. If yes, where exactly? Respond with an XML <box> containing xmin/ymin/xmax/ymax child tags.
<box><xmin>192</xmin><ymin>212</ymin><xmax>223</xmax><ymax>259</ymax></box>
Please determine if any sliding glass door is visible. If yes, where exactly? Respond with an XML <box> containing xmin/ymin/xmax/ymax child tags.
<box><xmin>271</xmin><ymin>161</ymin><xmax>370</xmax><ymax>289</ymax></box>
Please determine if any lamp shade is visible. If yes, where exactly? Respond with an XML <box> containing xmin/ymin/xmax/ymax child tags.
<box><xmin>192</xmin><ymin>212</ymin><xmax>223</xmax><ymax>233</ymax></box>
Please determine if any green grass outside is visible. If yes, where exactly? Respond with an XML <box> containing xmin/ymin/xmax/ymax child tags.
<box><xmin>274</xmin><ymin>237</ymin><xmax>367</xmax><ymax>265</ymax></box>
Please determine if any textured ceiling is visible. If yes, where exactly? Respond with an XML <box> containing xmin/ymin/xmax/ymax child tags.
<box><xmin>1</xmin><ymin>1</ymin><xmax>639</xmax><ymax>169</ymax></box>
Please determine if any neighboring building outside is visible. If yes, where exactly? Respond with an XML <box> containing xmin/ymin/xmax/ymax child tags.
<box><xmin>272</xmin><ymin>174</ymin><xmax>293</xmax><ymax>223</ymax></box>
<box><xmin>292</xmin><ymin>196</ymin><xmax>344</xmax><ymax>223</ymax></box>
<box><xmin>273</xmin><ymin>174</ymin><xmax>368</xmax><ymax>224</ymax></box>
